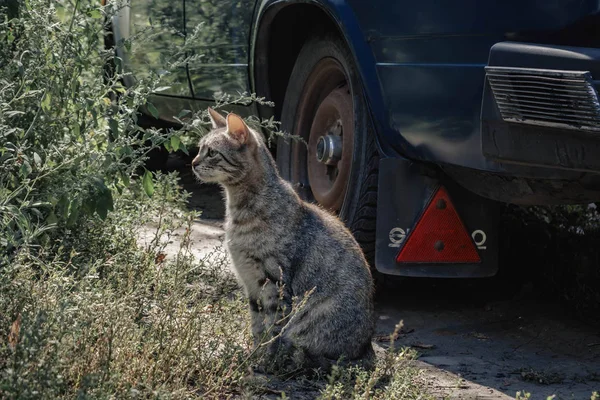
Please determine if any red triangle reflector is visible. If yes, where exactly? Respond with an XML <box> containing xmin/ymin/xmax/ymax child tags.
<box><xmin>396</xmin><ymin>186</ymin><xmax>481</xmax><ymax>264</ymax></box>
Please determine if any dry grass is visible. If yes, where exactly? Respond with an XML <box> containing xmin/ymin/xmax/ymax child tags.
<box><xmin>0</xmin><ymin>173</ymin><xmax>436</xmax><ymax>399</ymax></box>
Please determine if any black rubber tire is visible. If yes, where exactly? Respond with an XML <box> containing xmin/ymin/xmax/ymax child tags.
<box><xmin>277</xmin><ymin>35</ymin><xmax>379</xmax><ymax>265</ymax></box>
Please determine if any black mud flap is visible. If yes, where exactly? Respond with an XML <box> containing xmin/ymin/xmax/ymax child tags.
<box><xmin>375</xmin><ymin>158</ymin><xmax>500</xmax><ymax>278</ymax></box>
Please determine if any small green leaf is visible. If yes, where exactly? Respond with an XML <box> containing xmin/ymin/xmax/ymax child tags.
<box><xmin>106</xmin><ymin>190</ymin><xmax>114</xmax><ymax>211</ymax></box>
<box><xmin>147</xmin><ymin>102</ymin><xmax>159</xmax><ymax>119</ymax></box>
<box><xmin>170</xmin><ymin>135</ymin><xmax>180</xmax><ymax>151</ymax></box>
<box><xmin>57</xmin><ymin>195</ymin><xmax>69</xmax><ymax>217</ymax></box>
<box><xmin>88</xmin><ymin>9</ymin><xmax>102</xmax><ymax>18</ymax></box>
<box><xmin>41</xmin><ymin>92</ymin><xmax>51</xmax><ymax>112</ymax></box>
<box><xmin>142</xmin><ymin>170</ymin><xmax>154</xmax><ymax>197</ymax></box>
<box><xmin>115</xmin><ymin>57</ymin><xmax>123</xmax><ymax>74</ymax></box>
<box><xmin>102</xmin><ymin>156</ymin><xmax>113</xmax><ymax>170</ymax></box>
<box><xmin>33</xmin><ymin>152</ymin><xmax>42</xmax><ymax>167</ymax></box>
<box><xmin>67</xmin><ymin>200</ymin><xmax>79</xmax><ymax>227</ymax></box>
<box><xmin>95</xmin><ymin>197</ymin><xmax>108</xmax><ymax>219</ymax></box>
<box><xmin>179</xmin><ymin>142</ymin><xmax>189</xmax><ymax>155</ymax></box>
<box><xmin>40</xmin><ymin>234</ymin><xmax>50</xmax><ymax>245</ymax></box>
<box><xmin>90</xmin><ymin>108</ymin><xmax>98</xmax><ymax>127</ymax></box>
<box><xmin>97</xmin><ymin>205</ymin><xmax>108</xmax><ymax>220</ymax></box>
<box><xmin>108</xmin><ymin>118</ymin><xmax>119</xmax><ymax>139</ymax></box>
<box><xmin>5</xmin><ymin>111</ymin><xmax>25</xmax><ymax>118</ymax></box>
<box><xmin>20</xmin><ymin>160</ymin><xmax>32</xmax><ymax>177</ymax></box>
<box><xmin>154</xmin><ymin>86</ymin><xmax>171</xmax><ymax>92</ymax></box>
<box><xmin>120</xmin><ymin>171</ymin><xmax>130</xmax><ymax>187</ymax></box>
<box><xmin>163</xmin><ymin>140</ymin><xmax>172</xmax><ymax>152</ymax></box>
<box><xmin>177</xmin><ymin>109</ymin><xmax>191</xmax><ymax>118</ymax></box>
<box><xmin>82</xmin><ymin>197</ymin><xmax>96</xmax><ymax>215</ymax></box>
<box><xmin>72</xmin><ymin>121</ymin><xmax>80</xmax><ymax>137</ymax></box>
<box><xmin>45</xmin><ymin>211</ymin><xmax>58</xmax><ymax>225</ymax></box>
<box><xmin>91</xmin><ymin>176</ymin><xmax>107</xmax><ymax>191</ymax></box>
<box><xmin>71</xmin><ymin>79</ymin><xmax>78</xmax><ymax>99</ymax></box>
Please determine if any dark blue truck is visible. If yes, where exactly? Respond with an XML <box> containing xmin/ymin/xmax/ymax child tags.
<box><xmin>108</xmin><ymin>0</ymin><xmax>600</xmax><ymax>278</ymax></box>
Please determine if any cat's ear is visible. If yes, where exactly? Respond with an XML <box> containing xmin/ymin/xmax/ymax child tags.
<box><xmin>226</xmin><ymin>113</ymin><xmax>250</xmax><ymax>144</ymax></box>
<box><xmin>207</xmin><ymin>107</ymin><xmax>226</xmax><ymax>129</ymax></box>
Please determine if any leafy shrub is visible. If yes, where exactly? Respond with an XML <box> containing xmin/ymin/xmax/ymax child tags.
<box><xmin>0</xmin><ymin>0</ymin><xmax>255</xmax><ymax>397</ymax></box>
<box><xmin>0</xmin><ymin>0</ymin><xmax>171</xmax><ymax>260</ymax></box>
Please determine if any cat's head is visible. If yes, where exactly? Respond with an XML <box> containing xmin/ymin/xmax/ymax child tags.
<box><xmin>191</xmin><ymin>108</ymin><xmax>262</xmax><ymax>185</ymax></box>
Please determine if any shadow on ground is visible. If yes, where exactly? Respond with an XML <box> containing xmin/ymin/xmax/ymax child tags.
<box><xmin>376</xmin><ymin>280</ymin><xmax>600</xmax><ymax>399</ymax></box>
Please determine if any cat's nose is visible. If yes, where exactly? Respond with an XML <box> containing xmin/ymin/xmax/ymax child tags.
<box><xmin>191</xmin><ymin>155</ymin><xmax>200</xmax><ymax>167</ymax></box>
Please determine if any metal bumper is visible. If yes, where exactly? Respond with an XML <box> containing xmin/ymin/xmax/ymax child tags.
<box><xmin>482</xmin><ymin>42</ymin><xmax>600</xmax><ymax>174</ymax></box>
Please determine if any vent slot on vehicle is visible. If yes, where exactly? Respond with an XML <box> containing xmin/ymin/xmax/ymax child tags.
<box><xmin>485</xmin><ymin>66</ymin><xmax>600</xmax><ymax>131</ymax></box>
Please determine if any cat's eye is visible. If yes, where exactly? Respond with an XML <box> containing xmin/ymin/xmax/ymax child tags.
<box><xmin>207</xmin><ymin>148</ymin><xmax>218</xmax><ymax>158</ymax></box>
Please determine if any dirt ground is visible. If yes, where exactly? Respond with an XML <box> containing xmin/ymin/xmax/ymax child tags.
<box><xmin>140</xmin><ymin>155</ymin><xmax>600</xmax><ymax>400</ymax></box>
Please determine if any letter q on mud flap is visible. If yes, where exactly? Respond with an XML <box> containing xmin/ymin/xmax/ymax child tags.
<box><xmin>388</xmin><ymin>227</ymin><xmax>409</xmax><ymax>248</ymax></box>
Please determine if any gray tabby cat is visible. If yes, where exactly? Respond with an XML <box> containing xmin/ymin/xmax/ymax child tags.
<box><xmin>191</xmin><ymin>108</ymin><xmax>375</xmax><ymax>372</ymax></box>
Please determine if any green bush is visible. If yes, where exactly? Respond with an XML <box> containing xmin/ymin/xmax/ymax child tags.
<box><xmin>0</xmin><ymin>0</ymin><xmax>171</xmax><ymax>258</ymax></box>
<box><xmin>0</xmin><ymin>172</ymin><xmax>252</xmax><ymax>398</ymax></box>
<box><xmin>0</xmin><ymin>0</ymin><xmax>253</xmax><ymax>397</ymax></box>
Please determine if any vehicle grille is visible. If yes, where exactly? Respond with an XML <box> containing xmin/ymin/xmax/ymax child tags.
<box><xmin>485</xmin><ymin>66</ymin><xmax>600</xmax><ymax>131</ymax></box>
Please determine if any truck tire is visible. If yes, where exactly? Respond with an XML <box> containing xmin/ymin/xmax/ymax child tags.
<box><xmin>277</xmin><ymin>35</ymin><xmax>379</xmax><ymax>264</ymax></box>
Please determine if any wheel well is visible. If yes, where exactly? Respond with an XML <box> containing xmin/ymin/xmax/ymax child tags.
<box><xmin>255</xmin><ymin>4</ymin><xmax>342</xmax><ymax>120</ymax></box>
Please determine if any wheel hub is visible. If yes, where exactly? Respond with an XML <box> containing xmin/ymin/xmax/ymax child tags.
<box><xmin>289</xmin><ymin>57</ymin><xmax>353</xmax><ymax>213</ymax></box>
<box><xmin>306</xmin><ymin>84</ymin><xmax>354</xmax><ymax>212</ymax></box>
<box><xmin>316</xmin><ymin>133</ymin><xmax>343</xmax><ymax>165</ymax></box>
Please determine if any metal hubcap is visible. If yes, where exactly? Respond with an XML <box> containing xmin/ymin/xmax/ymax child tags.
<box><xmin>307</xmin><ymin>85</ymin><xmax>353</xmax><ymax>211</ymax></box>
<box><xmin>316</xmin><ymin>133</ymin><xmax>343</xmax><ymax>165</ymax></box>
<box><xmin>291</xmin><ymin>58</ymin><xmax>353</xmax><ymax>213</ymax></box>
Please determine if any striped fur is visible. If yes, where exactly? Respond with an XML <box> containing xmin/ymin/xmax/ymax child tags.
<box><xmin>192</xmin><ymin>108</ymin><xmax>375</xmax><ymax>372</ymax></box>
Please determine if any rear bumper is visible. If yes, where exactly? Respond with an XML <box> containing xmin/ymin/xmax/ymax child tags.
<box><xmin>481</xmin><ymin>42</ymin><xmax>600</xmax><ymax>174</ymax></box>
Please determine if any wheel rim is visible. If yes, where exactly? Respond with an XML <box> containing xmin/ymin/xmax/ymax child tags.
<box><xmin>291</xmin><ymin>58</ymin><xmax>353</xmax><ymax>213</ymax></box>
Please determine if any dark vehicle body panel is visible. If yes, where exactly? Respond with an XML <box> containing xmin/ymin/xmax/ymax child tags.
<box><xmin>348</xmin><ymin>0</ymin><xmax>600</xmax><ymax>174</ymax></box>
